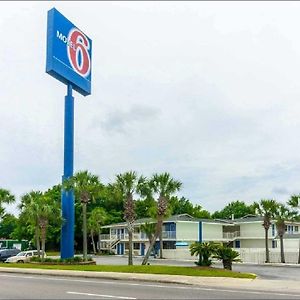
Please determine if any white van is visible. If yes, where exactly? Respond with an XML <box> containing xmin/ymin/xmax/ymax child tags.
<box><xmin>5</xmin><ymin>250</ymin><xmax>46</xmax><ymax>263</ymax></box>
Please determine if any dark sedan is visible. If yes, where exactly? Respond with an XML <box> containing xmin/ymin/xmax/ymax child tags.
<box><xmin>0</xmin><ymin>248</ymin><xmax>20</xmax><ymax>262</ymax></box>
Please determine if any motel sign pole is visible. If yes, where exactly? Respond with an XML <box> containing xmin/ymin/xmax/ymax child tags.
<box><xmin>61</xmin><ymin>83</ymin><xmax>75</xmax><ymax>258</ymax></box>
<box><xmin>46</xmin><ymin>8</ymin><xmax>92</xmax><ymax>259</ymax></box>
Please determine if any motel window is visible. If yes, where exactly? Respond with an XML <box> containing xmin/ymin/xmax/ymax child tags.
<box><xmin>133</xmin><ymin>243</ymin><xmax>140</xmax><ymax>250</ymax></box>
<box><xmin>295</xmin><ymin>226</ymin><xmax>299</xmax><ymax>232</ymax></box>
<box><xmin>285</xmin><ymin>225</ymin><xmax>288</xmax><ymax>232</ymax></box>
<box><xmin>163</xmin><ymin>241</ymin><xmax>176</xmax><ymax>249</ymax></box>
<box><xmin>272</xmin><ymin>224</ymin><xmax>275</xmax><ymax>236</ymax></box>
<box><xmin>272</xmin><ymin>240</ymin><xmax>277</xmax><ymax>248</ymax></box>
<box><xmin>235</xmin><ymin>240</ymin><xmax>240</xmax><ymax>248</ymax></box>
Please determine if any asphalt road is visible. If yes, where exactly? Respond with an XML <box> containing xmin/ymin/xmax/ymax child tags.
<box><xmin>93</xmin><ymin>256</ymin><xmax>300</xmax><ymax>281</ymax></box>
<box><xmin>0</xmin><ymin>272</ymin><xmax>300</xmax><ymax>299</ymax></box>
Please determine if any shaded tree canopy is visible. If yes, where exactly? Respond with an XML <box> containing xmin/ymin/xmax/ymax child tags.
<box><xmin>211</xmin><ymin>200</ymin><xmax>255</xmax><ymax>219</ymax></box>
<box><xmin>0</xmin><ymin>214</ymin><xmax>18</xmax><ymax>239</ymax></box>
<box><xmin>169</xmin><ymin>196</ymin><xmax>211</xmax><ymax>219</ymax></box>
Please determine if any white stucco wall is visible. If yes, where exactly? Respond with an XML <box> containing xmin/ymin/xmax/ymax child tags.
<box><xmin>239</xmin><ymin>222</ymin><xmax>270</xmax><ymax>238</ymax></box>
<box><xmin>275</xmin><ymin>239</ymin><xmax>300</xmax><ymax>249</ymax></box>
<box><xmin>202</xmin><ymin>223</ymin><xmax>223</xmax><ymax>241</ymax></box>
<box><xmin>176</xmin><ymin>222</ymin><xmax>199</xmax><ymax>241</ymax></box>
<box><xmin>239</xmin><ymin>239</ymin><xmax>269</xmax><ymax>248</ymax></box>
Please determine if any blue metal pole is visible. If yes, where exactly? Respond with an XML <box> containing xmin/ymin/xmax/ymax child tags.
<box><xmin>61</xmin><ymin>83</ymin><xmax>75</xmax><ymax>259</ymax></box>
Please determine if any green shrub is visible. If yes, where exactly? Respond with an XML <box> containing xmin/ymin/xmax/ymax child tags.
<box><xmin>73</xmin><ymin>256</ymin><xmax>82</xmax><ymax>262</ymax></box>
<box><xmin>213</xmin><ymin>246</ymin><xmax>241</xmax><ymax>270</ymax></box>
<box><xmin>190</xmin><ymin>242</ymin><xmax>218</xmax><ymax>267</ymax></box>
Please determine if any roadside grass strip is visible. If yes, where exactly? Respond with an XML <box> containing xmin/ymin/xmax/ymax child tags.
<box><xmin>0</xmin><ymin>264</ymin><xmax>256</xmax><ymax>279</ymax></box>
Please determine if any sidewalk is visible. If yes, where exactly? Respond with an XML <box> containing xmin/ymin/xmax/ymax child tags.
<box><xmin>0</xmin><ymin>266</ymin><xmax>300</xmax><ymax>294</ymax></box>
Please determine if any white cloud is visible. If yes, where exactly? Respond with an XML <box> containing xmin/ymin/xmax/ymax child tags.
<box><xmin>1</xmin><ymin>1</ymin><xmax>300</xmax><ymax>215</ymax></box>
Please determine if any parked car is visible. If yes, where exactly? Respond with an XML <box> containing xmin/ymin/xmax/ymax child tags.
<box><xmin>0</xmin><ymin>249</ymin><xmax>20</xmax><ymax>262</ymax></box>
<box><xmin>5</xmin><ymin>250</ymin><xmax>45</xmax><ymax>263</ymax></box>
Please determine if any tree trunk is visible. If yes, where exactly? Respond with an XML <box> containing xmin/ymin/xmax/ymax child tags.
<box><xmin>223</xmin><ymin>260</ymin><xmax>232</xmax><ymax>270</ymax></box>
<box><xmin>128</xmin><ymin>230</ymin><xmax>133</xmax><ymax>265</ymax></box>
<box><xmin>159</xmin><ymin>230</ymin><xmax>163</xmax><ymax>259</ymax></box>
<box><xmin>41</xmin><ymin>226</ymin><xmax>46</xmax><ymax>262</ymax></box>
<box><xmin>91</xmin><ymin>231</ymin><xmax>96</xmax><ymax>254</ymax></box>
<box><xmin>197</xmin><ymin>254</ymin><xmax>203</xmax><ymax>266</ymax></box>
<box><xmin>98</xmin><ymin>230</ymin><xmax>101</xmax><ymax>254</ymax></box>
<box><xmin>280</xmin><ymin>234</ymin><xmax>285</xmax><ymax>263</ymax></box>
<box><xmin>35</xmin><ymin>226</ymin><xmax>41</xmax><ymax>258</ymax></box>
<box><xmin>264</xmin><ymin>227</ymin><xmax>270</xmax><ymax>263</ymax></box>
<box><xmin>142</xmin><ymin>217</ymin><xmax>162</xmax><ymax>265</ymax></box>
<box><xmin>298</xmin><ymin>239</ymin><xmax>300</xmax><ymax>264</ymax></box>
<box><xmin>82</xmin><ymin>203</ymin><xmax>88</xmax><ymax>261</ymax></box>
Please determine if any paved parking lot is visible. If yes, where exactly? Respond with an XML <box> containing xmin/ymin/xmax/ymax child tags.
<box><xmin>92</xmin><ymin>255</ymin><xmax>300</xmax><ymax>281</ymax></box>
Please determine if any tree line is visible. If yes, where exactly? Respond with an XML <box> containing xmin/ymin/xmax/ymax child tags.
<box><xmin>0</xmin><ymin>170</ymin><xmax>300</xmax><ymax>265</ymax></box>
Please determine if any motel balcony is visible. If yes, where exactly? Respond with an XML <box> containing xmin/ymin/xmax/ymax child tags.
<box><xmin>223</xmin><ymin>231</ymin><xmax>240</xmax><ymax>240</ymax></box>
<box><xmin>100</xmin><ymin>231</ymin><xmax>176</xmax><ymax>242</ymax></box>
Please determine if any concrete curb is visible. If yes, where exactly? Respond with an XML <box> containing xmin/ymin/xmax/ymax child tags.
<box><xmin>0</xmin><ymin>266</ymin><xmax>253</xmax><ymax>286</ymax></box>
<box><xmin>1</xmin><ymin>267</ymin><xmax>300</xmax><ymax>294</ymax></box>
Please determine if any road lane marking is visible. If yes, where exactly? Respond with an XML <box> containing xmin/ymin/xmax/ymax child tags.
<box><xmin>67</xmin><ymin>291</ymin><xmax>136</xmax><ymax>299</ymax></box>
<box><xmin>0</xmin><ymin>273</ymin><xmax>300</xmax><ymax>298</ymax></box>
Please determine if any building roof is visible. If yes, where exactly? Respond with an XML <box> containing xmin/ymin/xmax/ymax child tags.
<box><xmin>233</xmin><ymin>216</ymin><xmax>265</xmax><ymax>223</ymax></box>
<box><xmin>101</xmin><ymin>213</ymin><xmax>300</xmax><ymax>229</ymax></box>
<box><xmin>102</xmin><ymin>213</ymin><xmax>236</xmax><ymax>228</ymax></box>
<box><xmin>101</xmin><ymin>214</ymin><xmax>194</xmax><ymax>228</ymax></box>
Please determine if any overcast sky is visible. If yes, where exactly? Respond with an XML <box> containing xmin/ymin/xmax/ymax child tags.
<box><xmin>2</xmin><ymin>1</ymin><xmax>300</xmax><ymax>215</ymax></box>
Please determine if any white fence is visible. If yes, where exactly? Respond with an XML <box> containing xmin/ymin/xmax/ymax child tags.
<box><xmin>236</xmin><ymin>248</ymin><xmax>299</xmax><ymax>264</ymax></box>
<box><xmin>163</xmin><ymin>249</ymin><xmax>194</xmax><ymax>260</ymax></box>
<box><xmin>162</xmin><ymin>248</ymin><xmax>300</xmax><ymax>264</ymax></box>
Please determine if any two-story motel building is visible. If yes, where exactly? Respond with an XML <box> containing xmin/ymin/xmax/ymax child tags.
<box><xmin>100</xmin><ymin>214</ymin><xmax>300</xmax><ymax>258</ymax></box>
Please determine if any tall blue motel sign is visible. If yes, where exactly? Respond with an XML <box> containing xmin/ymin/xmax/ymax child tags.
<box><xmin>46</xmin><ymin>8</ymin><xmax>92</xmax><ymax>259</ymax></box>
<box><xmin>46</xmin><ymin>8</ymin><xmax>92</xmax><ymax>96</ymax></box>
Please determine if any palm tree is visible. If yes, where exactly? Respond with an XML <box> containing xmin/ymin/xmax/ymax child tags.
<box><xmin>38</xmin><ymin>195</ymin><xmax>61</xmax><ymax>261</ymax></box>
<box><xmin>190</xmin><ymin>242</ymin><xmax>217</xmax><ymax>266</ymax></box>
<box><xmin>64</xmin><ymin>171</ymin><xmax>103</xmax><ymax>261</ymax></box>
<box><xmin>88</xmin><ymin>207</ymin><xmax>106</xmax><ymax>254</ymax></box>
<box><xmin>142</xmin><ymin>173</ymin><xmax>182</xmax><ymax>265</ymax></box>
<box><xmin>274</xmin><ymin>204</ymin><xmax>296</xmax><ymax>263</ymax></box>
<box><xmin>88</xmin><ymin>216</ymin><xmax>98</xmax><ymax>254</ymax></box>
<box><xmin>22</xmin><ymin>191</ymin><xmax>61</xmax><ymax>261</ymax></box>
<box><xmin>213</xmin><ymin>245</ymin><xmax>241</xmax><ymax>270</ymax></box>
<box><xmin>253</xmin><ymin>199</ymin><xmax>278</xmax><ymax>263</ymax></box>
<box><xmin>21</xmin><ymin>191</ymin><xmax>43</xmax><ymax>257</ymax></box>
<box><xmin>140</xmin><ymin>222</ymin><xmax>156</xmax><ymax>244</ymax></box>
<box><xmin>0</xmin><ymin>188</ymin><xmax>15</xmax><ymax>218</ymax></box>
<box><xmin>115</xmin><ymin>171</ymin><xmax>146</xmax><ymax>265</ymax></box>
<box><xmin>288</xmin><ymin>195</ymin><xmax>300</xmax><ymax>263</ymax></box>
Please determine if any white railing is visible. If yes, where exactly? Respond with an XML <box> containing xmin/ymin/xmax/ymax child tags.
<box><xmin>100</xmin><ymin>234</ymin><xmax>110</xmax><ymax>240</ymax></box>
<box><xmin>162</xmin><ymin>231</ymin><xmax>176</xmax><ymax>239</ymax></box>
<box><xmin>223</xmin><ymin>231</ymin><xmax>240</xmax><ymax>239</ymax></box>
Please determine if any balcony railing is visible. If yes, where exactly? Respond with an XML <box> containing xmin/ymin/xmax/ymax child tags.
<box><xmin>100</xmin><ymin>234</ymin><xmax>110</xmax><ymax>240</ymax></box>
<box><xmin>101</xmin><ymin>231</ymin><xmax>176</xmax><ymax>241</ymax></box>
<box><xmin>162</xmin><ymin>231</ymin><xmax>176</xmax><ymax>239</ymax></box>
<box><xmin>223</xmin><ymin>231</ymin><xmax>240</xmax><ymax>240</ymax></box>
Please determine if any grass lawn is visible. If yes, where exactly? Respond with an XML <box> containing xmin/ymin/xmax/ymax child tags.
<box><xmin>45</xmin><ymin>251</ymin><xmax>60</xmax><ymax>256</ymax></box>
<box><xmin>0</xmin><ymin>263</ymin><xmax>256</xmax><ymax>279</ymax></box>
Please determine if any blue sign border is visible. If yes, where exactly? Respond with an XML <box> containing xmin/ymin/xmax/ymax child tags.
<box><xmin>46</xmin><ymin>8</ymin><xmax>92</xmax><ymax>96</ymax></box>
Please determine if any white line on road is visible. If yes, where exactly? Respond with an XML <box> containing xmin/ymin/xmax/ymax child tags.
<box><xmin>67</xmin><ymin>291</ymin><xmax>136</xmax><ymax>299</ymax></box>
<box><xmin>1</xmin><ymin>273</ymin><xmax>300</xmax><ymax>298</ymax></box>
